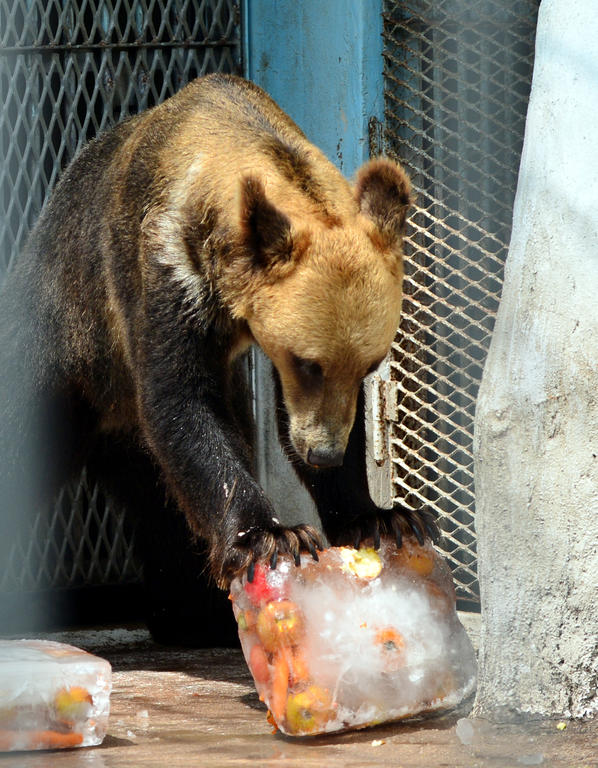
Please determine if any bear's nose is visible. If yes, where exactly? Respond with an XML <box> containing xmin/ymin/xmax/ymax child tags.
<box><xmin>306</xmin><ymin>447</ymin><xmax>344</xmax><ymax>469</ymax></box>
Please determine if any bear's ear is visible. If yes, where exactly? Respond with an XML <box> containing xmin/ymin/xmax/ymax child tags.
<box><xmin>239</xmin><ymin>175</ymin><xmax>293</xmax><ymax>269</ymax></box>
<box><xmin>355</xmin><ymin>158</ymin><xmax>412</xmax><ymax>247</ymax></box>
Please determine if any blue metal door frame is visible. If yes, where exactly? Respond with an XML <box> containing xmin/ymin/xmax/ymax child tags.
<box><xmin>243</xmin><ymin>0</ymin><xmax>384</xmax><ymax>178</ymax></box>
<box><xmin>241</xmin><ymin>1</ymin><xmax>386</xmax><ymax>526</ymax></box>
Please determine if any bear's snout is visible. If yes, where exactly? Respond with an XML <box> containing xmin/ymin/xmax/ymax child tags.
<box><xmin>306</xmin><ymin>446</ymin><xmax>345</xmax><ymax>469</ymax></box>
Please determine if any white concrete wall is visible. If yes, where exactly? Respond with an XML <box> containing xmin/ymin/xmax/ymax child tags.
<box><xmin>473</xmin><ymin>0</ymin><xmax>598</xmax><ymax>718</ymax></box>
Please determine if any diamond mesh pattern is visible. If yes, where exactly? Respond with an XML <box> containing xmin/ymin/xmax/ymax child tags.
<box><xmin>0</xmin><ymin>0</ymin><xmax>240</xmax><ymax>593</ymax></box>
<box><xmin>0</xmin><ymin>471</ymin><xmax>139</xmax><ymax>592</ymax></box>
<box><xmin>0</xmin><ymin>0</ymin><xmax>237</xmax><ymax>49</ymax></box>
<box><xmin>383</xmin><ymin>0</ymin><xmax>540</xmax><ymax>605</ymax></box>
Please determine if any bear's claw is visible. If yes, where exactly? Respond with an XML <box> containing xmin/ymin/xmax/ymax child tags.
<box><xmin>339</xmin><ymin>505</ymin><xmax>439</xmax><ymax>552</ymax></box>
<box><xmin>220</xmin><ymin>523</ymin><xmax>324</xmax><ymax>587</ymax></box>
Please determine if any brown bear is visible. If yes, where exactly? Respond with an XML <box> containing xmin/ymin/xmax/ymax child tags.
<box><xmin>0</xmin><ymin>74</ymin><xmax>436</xmax><ymax>639</ymax></box>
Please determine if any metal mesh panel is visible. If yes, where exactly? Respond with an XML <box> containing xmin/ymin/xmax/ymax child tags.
<box><xmin>383</xmin><ymin>0</ymin><xmax>540</xmax><ymax>606</ymax></box>
<box><xmin>0</xmin><ymin>0</ymin><xmax>241</xmax><ymax>594</ymax></box>
<box><xmin>0</xmin><ymin>471</ymin><xmax>139</xmax><ymax>592</ymax></box>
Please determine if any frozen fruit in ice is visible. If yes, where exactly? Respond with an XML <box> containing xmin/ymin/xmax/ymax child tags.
<box><xmin>230</xmin><ymin>539</ymin><xmax>478</xmax><ymax>737</ymax></box>
<box><xmin>256</xmin><ymin>600</ymin><xmax>304</xmax><ymax>652</ymax></box>
<box><xmin>430</xmin><ymin>671</ymin><xmax>456</xmax><ymax>703</ymax></box>
<box><xmin>298</xmin><ymin>547</ymin><xmax>343</xmax><ymax>585</ymax></box>
<box><xmin>285</xmin><ymin>686</ymin><xmax>335</xmax><ymax>734</ymax></box>
<box><xmin>0</xmin><ymin>729</ymin><xmax>84</xmax><ymax>750</ymax></box>
<box><xmin>425</xmin><ymin>580</ymin><xmax>456</xmax><ymax>613</ymax></box>
<box><xmin>249</xmin><ymin>644</ymin><xmax>270</xmax><ymax>688</ymax></box>
<box><xmin>287</xmin><ymin>649</ymin><xmax>310</xmax><ymax>687</ymax></box>
<box><xmin>244</xmin><ymin>563</ymin><xmax>285</xmax><ymax>604</ymax></box>
<box><xmin>0</xmin><ymin>640</ymin><xmax>111</xmax><ymax>751</ymax></box>
<box><xmin>270</xmin><ymin>652</ymin><xmax>289</xmax><ymax>722</ymax></box>
<box><xmin>236</xmin><ymin>609</ymin><xmax>257</xmax><ymax>632</ymax></box>
<box><xmin>266</xmin><ymin>708</ymin><xmax>279</xmax><ymax>734</ymax></box>
<box><xmin>53</xmin><ymin>687</ymin><xmax>92</xmax><ymax>724</ymax></box>
<box><xmin>0</xmin><ymin>708</ymin><xmax>16</xmax><ymax>728</ymax></box>
<box><xmin>374</xmin><ymin>627</ymin><xmax>406</xmax><ymax>673</ymax></box>
<box><xmin>392</xmin><ymin>538</ymin><xmax>435</xmax><ymax>576</ymax></box>
<box><xmin>339</xmin><ymin>547</ymin><xmax>382</xmax><ymax>579</ymax></box>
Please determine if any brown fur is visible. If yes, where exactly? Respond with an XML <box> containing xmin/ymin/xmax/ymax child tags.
<box><xmin>123</xmin><ymin>77</ymin><xmax>411</xmax><ymax>467</ymax></box>
<box><xmin>0</xmin><ymin>74</ymin><xmax>428</xmax><ymax>609</ymax></box>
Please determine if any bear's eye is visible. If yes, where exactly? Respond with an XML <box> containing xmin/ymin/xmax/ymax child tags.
<box><xmin>291</xmin><ymin>354</ymin><xmax>323</xmax><ymax>386</ymax></box>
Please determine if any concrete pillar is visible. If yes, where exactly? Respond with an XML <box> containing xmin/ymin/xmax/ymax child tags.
<box><xmin>473</xmin><ymin>0</ymin><xmax>598</xmax><ymax>718</ymax></box>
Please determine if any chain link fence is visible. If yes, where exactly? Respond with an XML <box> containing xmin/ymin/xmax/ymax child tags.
<box><xmin>383</xmin><ymin>0</ymin><xmax>540</xmax><ymax>607</ymax></box>
<box><xmin>0</xmin><ymin>0</ymin><xmax>241</xmax><ymax>599</ymax></box>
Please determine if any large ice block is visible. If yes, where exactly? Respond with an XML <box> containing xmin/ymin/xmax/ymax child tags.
<box><xmin>0</xmin><ymin>639</ymin><xmax>112</xmax><ymax>751</ymax></box>
<box><xmin>230</xmin><ymin>538</ymin><xmax>477</xmax><ymax>736</ymax></box>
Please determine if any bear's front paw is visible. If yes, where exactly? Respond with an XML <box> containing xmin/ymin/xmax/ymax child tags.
<box><xmin>332</xmin><ymin>505</ymin><xmax>439</xmax><ymax>551</ymax></box>
<box><xmin>218</xmin><ymin>523</ymin><xmax>324</xmax><ymax>588</ymax></box>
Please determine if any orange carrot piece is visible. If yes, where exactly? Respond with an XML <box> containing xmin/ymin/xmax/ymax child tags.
<box><xmin>266</xmin><ymin>709</ymin><xmax>279</xmax><ymax>734</ymax></box>
<box><xmin>0</xmin><ymin>728</ymin><xmax>84</xmax><ymax>750</ymax></box>
<box><xmin>249</xmin><ymin>643</ymin><xmax>271</xmax><ymax>688</ymax></box>
<box><xmin>288</xmin><ymin>648</ymin><xmax>310</xmax><ymax>686</ymax></box>
<box><xmin>0</xmin><ymin>731</ymin><xmax>14</xmax><ymax>750</ymax></box>
<box><xmin>270</xmin><ymin>651</ymin><xmax>290</xmax><ymax>724</ymax></box>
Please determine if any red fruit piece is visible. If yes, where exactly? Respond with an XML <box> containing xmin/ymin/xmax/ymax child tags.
<box><xmin>244</xmin><ymin>563</ymin><xmax>284</xmax><ymax>605</ymax></box>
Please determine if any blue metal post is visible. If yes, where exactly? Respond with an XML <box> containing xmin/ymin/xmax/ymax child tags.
<box><xmin>242</xmin><ymin>1</ymin><xmax>385</xmax><ymax>522</ymax></box>
<box><xmin>243</xmin><ymin>0</ymin><xmax>384</xmax><ymax>178</ymax></box>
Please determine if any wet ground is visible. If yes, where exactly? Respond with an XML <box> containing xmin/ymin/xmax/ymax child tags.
<box><xmin>0</xmin><ymin>626</ymin><xmax>596</xmax><ymax>768</ymax></box>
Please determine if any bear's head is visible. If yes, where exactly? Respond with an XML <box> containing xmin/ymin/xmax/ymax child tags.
<box><xmin>233</xmin><ymin>158</ymin><xmax>411</xmax><ymax>469</ymax></box>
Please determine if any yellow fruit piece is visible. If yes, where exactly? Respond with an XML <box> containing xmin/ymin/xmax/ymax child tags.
<box><xmin>394</xmin><ymin>540</ymin><xmax>436</xmax><ymax>576</ymax></box>
<box><xmin>237</xmin><ymin>609</ymin><xmax>256</xmax><ymax>632</ymax></box>
<box><xmin>53</xmin><ymin>686</ymin><xmax>92</xmax><ymax>723</ymax></box>
<box><xmin>339</xmin><ymin>547</ymin><xmax>382</xmax><ymax>579</ymax></box>
<box><xmin>256</xmin><ymin>600</ymin><xmax>304</xmax><ymax>652</ymax></box>
<box><xmin>285</xmin><ymin>685</ymin><xmax>335</xmax><ymax>734</ymax></box>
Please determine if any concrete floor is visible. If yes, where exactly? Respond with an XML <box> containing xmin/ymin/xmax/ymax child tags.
<box><xmin>0</xmin><ymin>626</ymin><xmax>596</xmax><ymax>768</ymax></box>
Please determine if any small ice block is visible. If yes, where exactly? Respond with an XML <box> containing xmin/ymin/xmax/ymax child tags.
<box><xmin>0</xmin><ymin>639</ymin><xmax>112</xmax><ymax>751</ymax></box>
<box><xmin>230</xmin><ymin>538</ymin><xmax>477</xmax><ymax>737</ymax></box>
